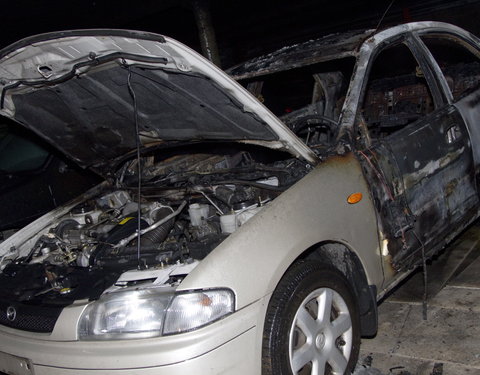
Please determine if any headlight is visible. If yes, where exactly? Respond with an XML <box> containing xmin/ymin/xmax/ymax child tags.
<box><xmin>78</xmin><ymin>288</ymin><xmax>175</xmax><ymax>340</ymax></box>
<box><xmin>78</xmin><ymin>288</ymin><xmax>234</xmax><ymax>340</ymax></box>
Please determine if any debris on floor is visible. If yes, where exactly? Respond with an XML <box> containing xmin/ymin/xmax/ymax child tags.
<box><xmin>358</xmin><ymin>223</ymin><xmax>480</xmax><ymax>375</ymax></box>
<box><xmin>353</xmin><ymin>365</ymin><xmax>384</xmax><ymax>375</ymax></box>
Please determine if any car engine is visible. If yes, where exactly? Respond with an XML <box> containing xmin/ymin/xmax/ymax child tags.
<box><xmin>0</xmin><ymin>146</ymin><xmax>310</xmax><ymax>311</ymax></box>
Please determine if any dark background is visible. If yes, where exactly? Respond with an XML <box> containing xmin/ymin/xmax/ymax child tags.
<box><xmin>2</xmin><ymin>0</ymin><xmax>480</xmax><ymax>69</ymax></box>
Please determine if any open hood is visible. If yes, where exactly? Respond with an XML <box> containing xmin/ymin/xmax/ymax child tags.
<box><xmin>0</xmin><ymin>30</ymin><xmax>317</xmax><ymax>175</ymax></box>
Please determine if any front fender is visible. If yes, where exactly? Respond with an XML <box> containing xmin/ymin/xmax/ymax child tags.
<box><xmin>179</xmin><ymin>153</ymin><xmax>382</xmax><ymax>308</ymax></box>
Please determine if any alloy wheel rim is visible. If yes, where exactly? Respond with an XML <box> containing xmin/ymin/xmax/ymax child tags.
<box><xmin>288</xmin><ymin>287</ymin><xmax>353</xmax><ymax>375</ymax></box>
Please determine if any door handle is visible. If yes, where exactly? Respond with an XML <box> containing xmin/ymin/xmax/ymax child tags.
<box><xmin>445</xmin><ymin>124</ymin><xmax>462</xmax><ymax>144</ymax></box>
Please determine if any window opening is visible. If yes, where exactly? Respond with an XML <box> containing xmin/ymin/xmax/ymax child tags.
<box><xmin>421</xmin><ymin>35</ymin><xmax>480</xmax><ymax>101</ymax></box>
<box><xmin>361</xmin><ymin>43</ymin><xmax>435</xmax><ymax>139</ymax></box>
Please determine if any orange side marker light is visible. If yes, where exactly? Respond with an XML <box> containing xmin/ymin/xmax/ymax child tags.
<box><xmin>347</xmin><ymin>192</ymin><xmax>363</xmax><ymax>204</ymax></box>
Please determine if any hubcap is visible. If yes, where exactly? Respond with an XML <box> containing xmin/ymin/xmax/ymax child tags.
<box><xmin>288</xmin><ymin>288</ymin><xmax>353</xmax><ymax>375</ymax></box>
<box><xmin>315</xmin><ymin>333</ymin><xmax>326</xmax><ymax>350</ymax></box>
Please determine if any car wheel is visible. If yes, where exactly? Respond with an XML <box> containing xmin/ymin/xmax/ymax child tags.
<box><xmin>262</xmin><ymin>260</ymin><xmax>360</xmax><ymax>375</ymax></box>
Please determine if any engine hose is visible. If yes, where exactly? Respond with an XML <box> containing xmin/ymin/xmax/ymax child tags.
<box><xmin>141</xmin><ymin>207</ymin><xmax>174</xmax><ymax>246</ymax></box>
<box><xmin>113</xmin><ymin>201</ymin><xmax>187</xmax><ymax>248</ymax></box>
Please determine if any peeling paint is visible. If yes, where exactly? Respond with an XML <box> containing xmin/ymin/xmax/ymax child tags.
<box><xmin>403</xmin><ymin>147</ymin><xmax>465</xmax><ymax>189</ymax></box>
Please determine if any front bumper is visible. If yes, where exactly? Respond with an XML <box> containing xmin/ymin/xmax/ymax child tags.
<box><xmin>0</xmin><ymin>296</ymin><xmax>268</xmax><ymax>375</ymax></box>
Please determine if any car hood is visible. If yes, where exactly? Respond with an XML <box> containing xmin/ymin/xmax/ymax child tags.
<box><xmin>0</xmin><ymin>30</ymin><xmax>317</xmax><ymax>176</ymax></box>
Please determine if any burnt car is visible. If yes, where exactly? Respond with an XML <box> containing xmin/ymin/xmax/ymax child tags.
<box><xmin>0</xmin><ymin>21</ymin><xmax>479</xmax><ymax>375</ymax></box>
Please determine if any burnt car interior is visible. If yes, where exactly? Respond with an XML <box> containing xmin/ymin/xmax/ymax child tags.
<box><xmin>362</xmin><ymin>38</ymin><xmax>480</xmax><ymax>142</ymax></box>
<box><xmin>421</xmin><ymin>35</ymin><xmax>480</xmax><ymax>100</ymax></box>
<box><xmin>240</xmin><ymin>36</ymin><xmax>480</xmax><ymax>148</ymax></box>
<box><xmin>240</xmin><ymin>57</ymin><xmax>356</xmax><ymax>152</ymax></box>
<box><xmin>362</xmin><ymin>43</ymin><xmax>435</xmax><ymax>138</ymax></box>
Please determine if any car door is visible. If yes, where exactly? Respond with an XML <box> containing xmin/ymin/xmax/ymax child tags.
<box><xmin>356</xmin><ymin>36</ymin><xmax>478</xmax><ymax>270</ymax></box>
<box><xmin>416</xmin><ymin>31</ymin><xmax>480</xmax><ymax>219</ymax></box>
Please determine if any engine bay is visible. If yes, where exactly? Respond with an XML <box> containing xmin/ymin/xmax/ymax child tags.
<box><xmin>0</xmin><ymin>145</ymin><xmax>310</xmax><ymax>314</ymax></box>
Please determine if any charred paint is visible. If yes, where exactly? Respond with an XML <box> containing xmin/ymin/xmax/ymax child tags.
<box><xmin>227</xmin><ymin>30</ymin><xmax>373</xmax><ymax>80</ymax></box>
<box><xmin>358</xmin><ymin>105</ymin><xmax>478</xmax><ymax>271</ymax></box>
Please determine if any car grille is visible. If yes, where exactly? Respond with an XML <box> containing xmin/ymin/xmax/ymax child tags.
<box><xmin>0</xmin><ymin>300</ymin><xmax>63</xmax><ymax>333</ymax></box>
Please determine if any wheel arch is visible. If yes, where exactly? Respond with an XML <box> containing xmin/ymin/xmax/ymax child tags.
<box><xmin>297</xmin><ymin>240</ymin><xmax>378</xmax><ymax>337</ymax></box>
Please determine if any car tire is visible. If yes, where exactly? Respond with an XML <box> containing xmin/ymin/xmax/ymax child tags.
<box><xmin>262</xmin><ymin>260</ymin><xmax>360</xmax><ymax>375</ymax></box>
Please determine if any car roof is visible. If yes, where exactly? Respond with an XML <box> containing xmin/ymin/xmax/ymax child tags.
<box><xmin>226</xmin><ymin>29</ymin><xmax>374</xmax><ymax>80</ymax></box>
<box><xmin>226</xmin><ymin>21</ymin><xmax>477</xmax><ymax>81</ymax></box>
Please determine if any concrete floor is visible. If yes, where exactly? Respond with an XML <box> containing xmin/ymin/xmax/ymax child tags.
<box><xmin>356</xmin><ymin>222</ymin><xmax>480</xmax><ymax>375</ymax></box>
